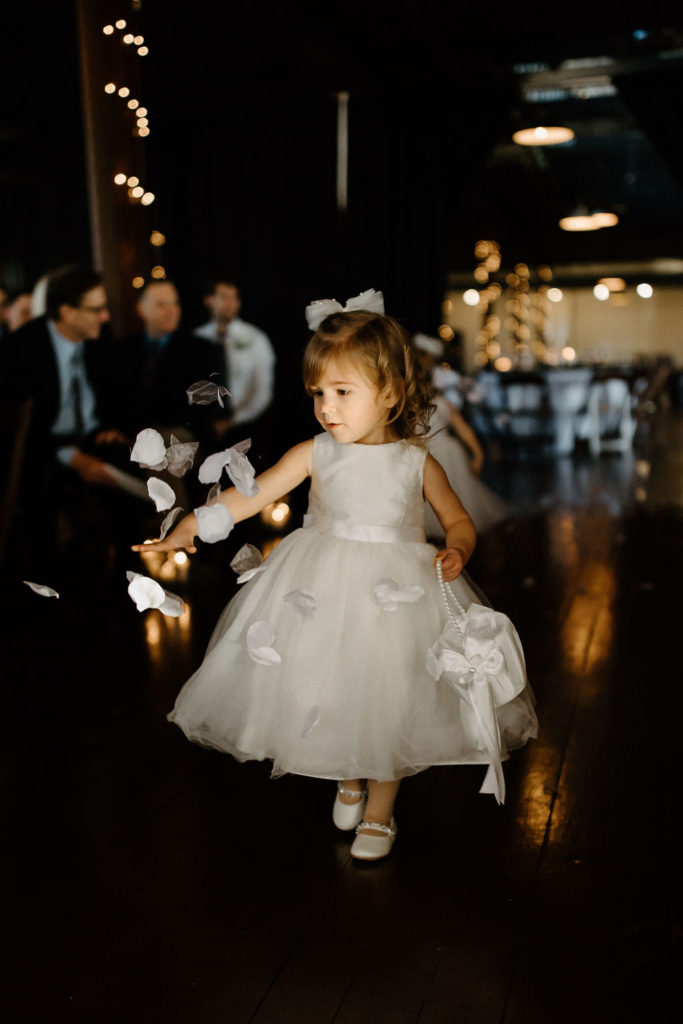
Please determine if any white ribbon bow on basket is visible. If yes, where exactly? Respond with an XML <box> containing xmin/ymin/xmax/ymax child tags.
<box><xmin>426</xmin><ymin>562</ymin><xmax>528</xmax><ymax>804</ymax></box>
<box><xmin>305</xmin><ymin>288</ymin><xmax>385</xmax><ymax>331</ymax></box>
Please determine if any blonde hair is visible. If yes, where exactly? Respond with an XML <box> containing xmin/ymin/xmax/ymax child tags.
<box><xmin>302</xmin><ymin>310</ymin><xmax>435</xmax><ymax>442</ymax></box>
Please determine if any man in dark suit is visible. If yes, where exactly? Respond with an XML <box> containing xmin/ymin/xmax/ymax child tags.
<box><xmin>4</xmin><ymin>265</ymin><xmax>145</xmax><ymax>583</ymax></box>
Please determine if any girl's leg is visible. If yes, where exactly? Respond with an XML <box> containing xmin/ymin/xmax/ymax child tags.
<box><xmin>338</xmin><ymin>778</ymin><xmax>365</xmax><ymax>805</ymax></box>
<box><xmin>360</xmin><ymin>779</ymin><xmax>400</xmax><ymax>835</ymax></box>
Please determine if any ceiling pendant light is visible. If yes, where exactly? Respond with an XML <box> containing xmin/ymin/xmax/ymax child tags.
<box><xmin>512</xmin><ymin>125</ymin><xmax>575</xmax><ymax>146</ymax></box>
<box><xmin>558</xmin><ymin>204</ymin><xmax>619</xmax><ymax>231</ymax></box>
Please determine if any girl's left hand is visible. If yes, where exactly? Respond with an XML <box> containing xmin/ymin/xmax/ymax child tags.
<box><xmin>434</xmin><ymin>548</ymin><xmax>465</xmax><ymax>582</ymax></box>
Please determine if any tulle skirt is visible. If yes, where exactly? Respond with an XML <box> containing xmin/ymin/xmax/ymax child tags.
<box><xmin>168</xmin><ymin>527</ymin><xmax>537</xmax><ymax>782</ymax></box>
<box><xmin>425</xmin><ymin>430</ymin><xmax>509</xmax><ymax>540</ymax></box>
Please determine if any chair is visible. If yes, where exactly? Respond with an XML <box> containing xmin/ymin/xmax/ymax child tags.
<box><xmin>545</xmin><ymin>367</ymin><xmax>593</xmax><ymax>455</ymax></box>
<box><xmin>584</xmin><ymin>377</ymin><xmax>636</xmax><ymax>456</ymax></box>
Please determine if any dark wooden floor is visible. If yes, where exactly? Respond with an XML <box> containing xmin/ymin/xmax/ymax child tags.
<box><xmin>2</xmin><ymin>411</ymin><xmax>681</xmax><ymax>1023</ymax></box>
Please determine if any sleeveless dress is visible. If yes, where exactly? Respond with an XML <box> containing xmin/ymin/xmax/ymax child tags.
<box><xmin>424</xmin><ymin>395</ymin><xmax>509</xmax><ymax>541</ymax></box>
<box><xmin>168</xmin><ymin>433</ymin><xmax>537</xmax><ymax>795</ymax></box>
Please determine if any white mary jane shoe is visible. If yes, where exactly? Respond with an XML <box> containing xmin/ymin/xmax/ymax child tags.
<box><xmin>332</xmin><ymin>783</ymin><xmax>367</xmax><ymax>831</ymax></box>
<box><xmin>350</xmin><ymin>818</ymin><xmax>397</xmax><ymax>861</ymax></box>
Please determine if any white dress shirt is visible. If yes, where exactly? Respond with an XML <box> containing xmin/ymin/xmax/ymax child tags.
<box><xmin>193</xmin><ymin>316</ymin><xmax>275</xmax><ymax>426</ymax></box>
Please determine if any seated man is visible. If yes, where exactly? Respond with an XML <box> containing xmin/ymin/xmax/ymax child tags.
<box><xmin>4</xmin><ymin>265</ymin><xmax>145</xmax><ymax>583</ymax></box>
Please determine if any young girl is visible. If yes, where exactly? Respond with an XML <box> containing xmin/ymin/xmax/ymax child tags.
<box><xmin>133</xmin><ymin>292</ymin><xmax>537</xmax><ymax>861</ymax></box>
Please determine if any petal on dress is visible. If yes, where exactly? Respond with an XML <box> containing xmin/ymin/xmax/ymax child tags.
<box><xmin>246</xmin><ymin>620</ymin><xmax>281</xmax><ymax>665</ymax></box>
<box><xmin>374</xmin><ymin>579</ymin><xmax>425</xmax><ymax>611</ymax></box>
<box><xmin>284</xmin><ymin>588</ymin><xmax>317</xmax><ymax>619</ymax></box>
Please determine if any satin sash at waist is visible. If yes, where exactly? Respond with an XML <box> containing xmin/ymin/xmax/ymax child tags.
<box><xmin>303</xmin><ymin>513</ymin><xmax>426</xmax><ymax>544</ymax></box>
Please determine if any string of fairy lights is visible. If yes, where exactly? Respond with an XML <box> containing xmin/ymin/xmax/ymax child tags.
<box><xmin>100</xmin><ymin>11</ymin><xmax>166</xmax><ymax>290</ymax></box>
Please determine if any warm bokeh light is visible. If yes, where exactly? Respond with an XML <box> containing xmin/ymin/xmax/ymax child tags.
<box><xmin>134</xmin><ymin>35</ymin><xmax>144</xmax><ymax>45</ymax></box>
<box><xmin>562</xmin><ymin>346</ymin><xmax>577</xmax><ymax>361</ymax></box>
<box><xmin>118</xmin><ymin>86</ymin><xmax>130</xmax><ymax>98</ymax></box>
<box><xmin>138</xmin><ymin>46</ymin><xmax>149</xmax><ymax>56</ymax></box>
<box><xmin>592</xmin><ymin>211</ymin><xmax>619</xmax><ymax>228</ymax></box>
<box><xmin>593</xmin><ymin>284</ymin><xmax>610</xmax><ymax>301</ymax></box>
<box><xmin>104</xmin><ymin>82</ymin><xmax>116</xmax><ymax>94</ymax></box>
<box><xmin>123</xmin><ymin>33</ymin><xmax>134</xmax><ymax>44</ymax></box>
<box><xmin>598</xmin><ymin>277</ymin><xmax>626</xmax><ymax>292</ymax></box>
<box><xmin>132</xmin><ymin>276</ymin><xmax>145</xmax><ymax>289</ymax></box>
<box><xmin>127</xmin><ymin>98</ymin><xmax>139</xmax><ymax>110</ymax></box>
<box><xmin>138</xmin><ymin>127</ymin><xmax>150</xmax><ymax>138</ymax></box>
<box><xmin>114</xmin><ymin>173</ymin><xmax>127</xmax><ymax>185</ymax></box>
<box><xmin>438</xmin><ymin>324</ymin><xmax>455</xmax><ymax>341</ymax></box>
<box><xmin>137</xmin><ymin>117</ymin><xmax>149</xmax><ymax>127</ymax></box>
<box><xmin>151</xmin><ymin>266</ymin><xmax>166</xmax><ymax>279</ymax></box>
<box><xmin>559</xmin><ymin>214</ymin><xmax>600</xmax><ymax>232</ymax></box>
<box><xmin>115</xmin><ymin>19</ymin><xmax>127</xmax><ymax>29</ymax></box>
<box><xmin>103</xmin><ymin>25</ymin><xmax>114</xmax><ymax>35</ymax></box>
<box><xmin>636</xmin><ymin>282</ymin><xmax>653</xmax><ymax>298</ymax></box>
<box><xmin>463</xmin><ymin>289</ymin><xmax>480</xmax><ymax>306</ymax></box>
<box><xmin>127</xmin><ymin>175</ymin><xmax>139</xmax><ymax>187</ymax></box>
<box><xmin>494</xmin><ymin>356</ymin><xmax>512</xmax><ymax>372</ymax></box>
<box><xmin>131</xmin><ymin>186</ymin><xmax>144</xmax><ymax>198</ymax></box>
<box><xmin>512</xmin><ymin>125</ymin><xmax>575</xmax><ymax>146</ymax></box>
<box><xmin>136</xmin><ymin>107</ymin><xmax>148</xmax><ymax>117</ymax></box>
<box><xmin>150</xmin><ymin>230</ymin><xmax>165</xmax><ymax>246</ymax></box>
<box><xmin>538</xmin><ymin>264</ymin><xmax>553</xmax><ymax>281</ymax></box>
<box><xmin>547</xmin><ymin>287</ymin><xmax>563</xmax><ymax>302</ymax></box>
<box><xmin>473</xmin><ymin>266</ymin><xmax>489</xmax><ymax>283</ymax></box>
<box><xmin>141</xmin><ymin>192</ymin><xmax>155</xmax><ymax>205</ymax></box>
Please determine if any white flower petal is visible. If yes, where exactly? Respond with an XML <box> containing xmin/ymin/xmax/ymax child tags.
<box><xmin>147</xmin><ymin>477</ymin><xmax>176</xmax><ymax>512</ymax></box>
<box><xmin>159</xmin><ymin>506</ymin><xmax>183</xmax><ymax>540</ymax></box>
<box><xmin>284</xmin><ymin>588</ymin><xmax>317</xmax><ymax>619</ymax></box>
<box><xmin>127</xmin><ymin>572</ymin><xmax>166</xmax><ymax>611</ymax></box>
<box><xmin>158</xmin><ymin>590</ymin><xmax>185</xmax><ymax>617</ymax></box>
<box><xmin>246</xmin><ymin>620</ymin><xmax>280</xmax><ymax>665</ymax></box>
<box><xmin>302</xmin><ymin>706</ymin><xmax>321</xmax><ymax>738</ymax></box>
<box><xmin>130</xmin><ymin>428</ymin><xmax>166</xmax><ymax>467</ymax></box>
<box><xmin>247</xmin><ymin>645</ymin><xmax>282</xmax><ymax>666</ymax></box>
<box><xmin>165</xmin><ymin>439</ymin><xmax>199</xmax><ymax>478</ymax></box>
<box><xmin>374</xmin><ymin>579</ymin><xmax>425</xmax><ymax>612</ymax></box>
<box><xmin>23</xmin><ymin>580</ymin><xmax>59</xmax><ymax>599</ymax></box>
<box><xmin>426</xmin><ymin>646</ymin><xmax>441</xmax><ymax>681</ymax></box>
<box><xmin>230</xmin><ymin>542</ymin><xmax>263</xmax><ymax>575</ymax></box>
<box><xmin>186</xmin><ymin>380</ymin><xmax>231</xmax><ymax>407</ymax></box>
<box><xmin>195</xmin><ymin>503</ymin><xmax>234</xmax><ymax>543</ymax></box>
<box><xmin>225</xmin><ymin>448</ymin><xmax>259</xmax><ymax>497</ymax></box>
<box><xmin>198</xmin><ymin>449</ymin><xmax>230</xmax><ymax>484</ymax></box>
<box><xmin>236</xmin><ymin>566</ymin><xmax>267</xmax><ymax>583</ymax></box>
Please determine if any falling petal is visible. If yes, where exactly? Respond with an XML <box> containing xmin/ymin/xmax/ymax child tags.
<box><xmin>284</xmin><ymin>588</ymin><xmax>317</xmax><ymax>619</ymax></box>
<box><xmin>374</xmin><ymin>579</ymin><xmax>425</xmax><ymax>612</ymax></box>
<box><xmin>186</xmin><ymin>380</ymin><xmax>231</xmax><ymax>407</ymax></box>
<box><xmin>23</xmin><ymin>581</ymin><xmax>59</xmax><ymax>599</ymax></box>
<box><xmin>130</xmin><ymin>427</ymin><xmax>166</xmax><ymax>467</ymax></box>
<box><xmin>147</xmin><ymin>477</ymin><xmax>176</xmax><ymax>512</ymax></box>
<box><xmin>236</xmin><ymin>565</ymin><xmax>267</xmax><ymax>583</ymax></box>
<box><xmin>165</xmin><ymin>439</ymin><xmax>199</xmax><ymax>478</ymax></box>
<box><xmin>197</xmin><ymin>449</ymin><xmax>229</xmax><ymax>484</ymax></box>
<box><xmin>206</xmin><ymin>482</ymin><xmax>222</xmax><ymax>505</ymax></box>
<box><xmin>158</xmin><ymin>590</ymin><xmax>185</xmax><ymax>617</ymax></box>
<box><xmin>302</xmin><ymin>706</ymin><xmax>321</xmax><ymax>738</ymax></box>
<box><xmin>246</xmin><ymin>620</ymin><xmax>281</xmax><ymax>665</ymax></box>
<box><xmin>225</xmin><ymin>447</ymin><xmax>259</xmax><ymax>497</ymax></box>
<box><xmin>230</xmin><ymin>543</ymin><xmax>266</xmax><ymax>582</ymax></box>
<box><xmin>195</xmin><ymin>503</ymin><xmax>234</xmax><ymax>543</ymax></box>
<box><xmin>159</xmin><ymin>506</ymin><xmax>183</xmax><ymax>540</ymax></box>
<box><xmin>127</xmin><ymin>571</ymin><xmax>166</xmax><ymax>611</ymax></box>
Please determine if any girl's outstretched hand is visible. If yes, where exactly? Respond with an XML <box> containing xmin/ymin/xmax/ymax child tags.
<box><xmin>434</xmin><ymin>547</ymin><xmax>465</xmax><ymax>582</ymax></box>
<box><xmin>131</xmin><ymin>513</ymin><xmax>198</xmax><ymax>554</ymax></box>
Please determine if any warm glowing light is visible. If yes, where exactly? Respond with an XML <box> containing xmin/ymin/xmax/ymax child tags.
<box><xmin>173</xmin><ymin>551</ymin><xmax>189</xmax><ymax>566</ymax></box>
<box><xmin>538</xmin><ymin>264</ymin><xmax>553</xmax><ymax>281</ymax></box>
<box><xmin>104</xmin><ymin>82</ymin><xmax>116</xmax><ymax>94</ymax></box>
<box><xmin>127</xmin><ymin>98</ymin><xmax>139</xmax><ymax>110</ymax></box>
<box><xmin>150</xmin><ymin>230</ymin><xmax>165</xmax><ymax>246</ymax></box>
<box><xmin>138</xmin><ymin>46</ymin><xmax>149</xmax><ymax>56</ymax></box>
<box><xmin>141</xmin><ymin>192</ymin><xmax>155</xmax><ymax>205</ymax></box>
<box><xmin>127</xmin><ymin>175</ymin><xmax>140</xmax><ymax>186</ymax></box>
<box><xmin>103</xmin><ymin>25</ymin><xmax>114</xmax><ymax>35</ymax></box>
<box><xmin>115</xmin><ymin>19</ymin><xmax>127</xmax><ymax>29</ymax></box>
<box><xmin>505</xmin><ymin>273</ymin><xmax>519</xmax><ymax>287</ymax></box>
<box><xmin>593</xmin><ymin>284</ymin><xmax>610</xmax><ymax>301</ymax></box>
<box><xmin>272</xmin><ymin>502</ymin><xmax>290</xmax><ymax>523</ymax></box>
<box><xmin>132</xmin><ymin>276</ymin><xmax>145</xmax><ymax>289</ymax></box>
<box><xmin>137</xmin><ymin>117</ymin><xmax>149</xmax><ymax>127</ymax></box>
<box><xmin>598</xmin><ymin>277</ymin><xmax>626</xmax><ymax>292</ymax></box>
<box><xmin>151</xmin><ymin>266</ymin><xmax>166</xmax><ymax>279</ymax></box>
<box><xmin>473</xmin><ymin>266</ymin><xmax>489</xmax><ymax>284</ymax></box>
<box><xmin>515</xmin><ymin>264</ymin><xmax>530</xmax><ymax>277</ymax></box>
<box><xmin>485</xmin><ymin>254</ymin><xmax>501</xmax><ymax>272</ymax></box>
<box><xmin>123</xmin><ymin>33</ymin><xmax>134</xmax><ymax>44</ymax></box>
<box><xmin>136</xmin><ymin>107</ymin><xmax>148</xmax><ymax>117</ymax></box>
<box><xmin>114</xmin><ymin>172</ymin><xmax>127</xmax><ymax>185</ymax></box>
<box><xmin>118</xmin><ymin>86</ymin><xmax>130</xmax><ymax>98</ymax></box>
<box><xmin>562</xmin><ymin>346</ymin><xmax>576</xmax><ymax>362</ymax></box>
<box><xmin>463</xmin><ymin>289</ymin><xmax>480</xmax><ymax>307</ymax></box>
<box><xmin>474</xmin><ymin>351</ymin><xmax>488</xmax><ymax>366</ymax></box>
<box><xmin>474</xmin><ymin>240</ymin><xmax>491</xmax><ymax>259</ymax></box>
<box><xmin>512</xmin><ymin>125</ymin><xmax>575</xmax><ymax>146</ymax></box>
<box><xmin>592</xmin><ymin>211</ymin><xmax>619</xmax><ymax>228</ymax></box>
<box><xmin>438</xmin><ymin>325</ymin><xmax>455</xmax><ymax>341</ymax></box>
<box><xmin>559</xmin><ymin>214</ymin><xmax>600</xmax><ymax>232</ymax></box>
<box><xmin>134</xmin><ymin>35</ymin><xmax>144</xmax><ymax>45</ymax></box>
<box><xmin>487</xmin><ymin>342</ymin><xmax>501</xmax><ymax>358</ymax></box>
<box><xmin>547</xmin><ymin>287</ymin><xmax>563</xmax><ymax>302</ymax></box>
<box><xmin>131</xmin><ymin>186</ymin><xmax>144</xmax><ymax>198</ymax></box>
<box><xmin>442</xmin><ymin>298</ymin><xmax>453</xmax><ymax>313</ymax></box>
<box><xmin>138</xmin><ymin>127</ymin><xmax>150</xmax><ymax>138</ymax></box>
<box><xmin>494</xmin><ymin>357</ymin><xmax>513</xmax><ymax>372</ymax></box>
<box><xmin>636</xmin><ymin>282</ymin><xmax>653</xmax><ymax>298</ymax></box>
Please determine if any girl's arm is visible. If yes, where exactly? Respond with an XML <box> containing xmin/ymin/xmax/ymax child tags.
<box><xmin>447</xmin><ymin>403</ymin><xmax>484</xmax><ymax>476</ymax></box>
<box><xmin>131</xmin><ymin>439</ymin><xmax>314</xmax><ymax>553</ymax></box>
<box><xmin>423</xmin><ymin>452</ymin><xmax>477</xmax><ymax>582</ymax></box>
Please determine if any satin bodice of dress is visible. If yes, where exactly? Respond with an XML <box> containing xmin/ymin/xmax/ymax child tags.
<box><xmin>304</xmin><ymin>432</ymin><xmax>427</xmax><ymax>539</ymax></box>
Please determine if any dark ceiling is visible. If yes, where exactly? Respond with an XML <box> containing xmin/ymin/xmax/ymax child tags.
<box><xmin>2</xmin><ymin>1</ymin><xmax>683</xmax><ymax>326</ymax></box>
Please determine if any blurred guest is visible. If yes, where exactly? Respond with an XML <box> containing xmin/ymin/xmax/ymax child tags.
<box><xmin>4</xmin><ymin>289</ymin><xmax>34</xmax><ymax>332</ymax></box>
<box><xmin>0</xmin><ymin>282</ymin><xmax>8</xmax><ymax>340</ymax></box>
<box><xmin>4</xmin><ymin>265</ymin><xmax>142</xmax><ymax>579</ymax></box>
<box><xmin>193</xmin><ymin>276</ymin><xmax>275</xmax><ymax>451</ymax></box>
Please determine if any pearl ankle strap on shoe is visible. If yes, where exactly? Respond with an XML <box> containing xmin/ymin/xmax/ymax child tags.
<box><xmin>337</xmin><ymin>784</ymin><xmax>367</xmax><ymax>799</ymax></box>
<box><xmin>355</xmin><ymin>820</ymin><xmax>396</xmax><ymax>837</ymax></box>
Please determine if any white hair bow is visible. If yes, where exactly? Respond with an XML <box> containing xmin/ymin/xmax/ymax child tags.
<box><xmin>304</xmin><ymin>288</ymin><xmax>385</xmax><ymax>331</ymax></box>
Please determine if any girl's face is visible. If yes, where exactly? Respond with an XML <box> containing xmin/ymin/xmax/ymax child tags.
<box><xmin>311</xmin><ymin>357</ymin><xmax>395</xmax><ymax>445</ymax></box>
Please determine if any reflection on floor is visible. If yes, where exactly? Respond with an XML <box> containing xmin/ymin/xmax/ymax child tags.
<box><xmin>1</xmin><ymin>410</ymin><xmax>681</xmax><ymax>1023</ymax></box>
